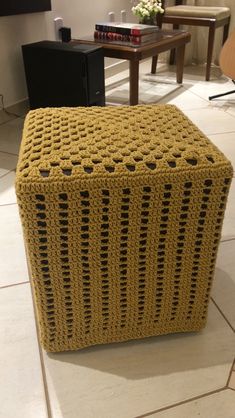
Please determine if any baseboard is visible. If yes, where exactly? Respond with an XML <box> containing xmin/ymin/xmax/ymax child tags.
<box><xmin>0</xmin><ymin>99</ymin><xmax>29</xmax><ymax>120</ymax></box>
<box><xmin>105</xmin><ymin>60</ymin><xmax>129</xmax><ymax>79</ymax></box>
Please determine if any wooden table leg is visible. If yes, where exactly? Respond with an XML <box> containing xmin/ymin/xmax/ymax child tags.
<box><xmin>129</xmin><ymin>60</ymin><xmax>139</xmax><ymax>105</ymax></box>
<box><xmin>206</xmin><ymin>26</ymin><xmax>215</xmax><ymax>82</ymax></box>
<box><xmin>151</xmin><ymin>56</ymin><xmax>158</xmax><ymax>74</ymax></box>
<box><xmin>176</xmin><ymin>44</ymin><xmax>186</xmax><ymax>84</ymax></box>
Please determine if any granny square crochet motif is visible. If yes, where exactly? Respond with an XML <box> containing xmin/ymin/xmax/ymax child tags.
<box><xmin>16</xmin><ymin>104</ymin><xmax>233</xmax><ymax>352</ymax></box>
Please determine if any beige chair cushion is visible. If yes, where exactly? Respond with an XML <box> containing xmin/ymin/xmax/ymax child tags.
<box><xmin>165</xmin><ymin>6</ymin><xmax>230</xmax><ymax>20</ymax></box>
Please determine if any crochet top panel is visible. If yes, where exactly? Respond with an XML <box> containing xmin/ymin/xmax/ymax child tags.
<box><xmin>16</xmin><ymin>104</ymin><xmax>232</xmax><ymax>183</ymax></box>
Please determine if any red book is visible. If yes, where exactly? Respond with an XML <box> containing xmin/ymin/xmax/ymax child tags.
<box><xmin>94</xmin><ymin>30</ymin><xmax>157</xmax><ymax>44</ymax></box>
<box><xmin>95</xmin><ymin>22</ymin><xmax>158</xmax><ymax>36</ymax></box>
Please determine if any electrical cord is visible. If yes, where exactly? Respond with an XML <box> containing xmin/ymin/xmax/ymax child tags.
<box><xmin>0</xmin><ymin>93</ymin><xmax>24</xmax><ymax>119</ymax></box>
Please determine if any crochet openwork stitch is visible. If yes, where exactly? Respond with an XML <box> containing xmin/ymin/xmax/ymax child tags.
<box><xmin>16</xmin><ymin>104</ymin><xmax>233</xmax><ymax>352</ymax></box>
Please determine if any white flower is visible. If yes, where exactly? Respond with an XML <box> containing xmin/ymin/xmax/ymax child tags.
<box><xmin>132</xmin><ymin>0</ymin><xmax>164</xmax><ymax>20</ymax></box>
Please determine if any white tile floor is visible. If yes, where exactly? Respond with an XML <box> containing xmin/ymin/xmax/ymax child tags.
<box><xmin>0</xmin><ymin>60</ymin><xmax>235</xmax><ymax>418</ymax></box>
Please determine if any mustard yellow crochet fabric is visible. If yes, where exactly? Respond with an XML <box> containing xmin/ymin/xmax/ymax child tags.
<box><xmin>16</xmin><ymin>104</ymin><xmax>233</xmax><ymax>352</ymax></box>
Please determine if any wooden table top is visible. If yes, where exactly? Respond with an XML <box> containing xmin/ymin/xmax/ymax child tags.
<box><xmin>72</xmin><ymin>30</ymin><xmax>191</xmax><ymax>60</ymax></box>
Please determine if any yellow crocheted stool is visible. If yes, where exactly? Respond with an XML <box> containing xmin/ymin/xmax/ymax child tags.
<box><xmin>16</xmin><ymin>105</ymin><xmax>233</xmax><ymax>352</ymax></box>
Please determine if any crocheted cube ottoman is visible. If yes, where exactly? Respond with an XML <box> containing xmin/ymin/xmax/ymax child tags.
<box><xmin>16</xmin><ymin>105</ymin><xmax>233</xmax><ymax>352</ymax></box>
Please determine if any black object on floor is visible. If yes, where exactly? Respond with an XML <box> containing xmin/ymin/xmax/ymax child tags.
<box><xmin>22</xmin><ymin>40</ymin><xmax>105</xmax><ymax>109</ymax></box>
<box><xmin>209</xmin><ymin>80</ymin><xmax>235</xmax><ymax>101</ymax></box>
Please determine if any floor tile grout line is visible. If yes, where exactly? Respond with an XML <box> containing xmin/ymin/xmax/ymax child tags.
<box><xmin>226</xmin><ymin>358</ymin><xmax>235</xmax><ymax>387</ymax></box>
<box><xmin>138</xmin><ymin>83</ymin><xmax>209</xmax><ymax>109</ymax></box>
<box><xmin>0</xmin><ymin>150</ymin><xmax>19</xmax><ymax>157</ymax></box>
<box><xmin>0</xmin><ymin>280</ymin><xmax>29</xmax><ymax>290</ymax></box>
<box><xmin>36</xmin><ymin>338</ymin><xmax>53</xmax><ymax>418</ymax></box>
<box><xmin>106</xmin><ymin>70</ymin><xmax>227</xmax><ymax>109</ymax></box>
<box><xmin>220</xmin><ymin>238</ymin><xmax>235</xmax><ymax>243</ymax></box>
<box><xmin>178</xmin><ymin>86</ymin><xmax>211</xmax><ymax>105</ymax></box>
<box><xmin>143</xmin><ymin>74</ymin><xmax>235</xmax><ymax>116</ymax></box>
<box><xmin>222</xmin><ymin>110</ymin><xmax>235</xmax><ymax>120</ymax></box>
<box><xmin>140</xmin><ymin>99</ymin><xmax>235</xmax><ymax>120</ymax></box>
<box><xmin>0</xmin><ymin>170</ymin><xmax>17</xmax><ymax>180</ymax></box>
<box><xmin>182</xmin><ymin>86</ymin><xmax>235</xmax><ymax>112</ymax></box>
<box><xmin>228</xmin><ymin>387</ymin><xmax>235</xmax><ymax>392</ymax></box>
<box><xmin>211</xmin><ymin>297</ymin><xmax>235</xmax><ymax>333</ymax></box>
<box><xmin>0</xmin><ymin>117</ymin><xmax>19</xmax><ymax>127</ymax></box>
<box><xmin>0</xmin><ymin>110</ymin><xmax>26</xmax><ymax>122</ymax></box>
<box><xmin>0</xmin><ymin>168</ymin><xmax>16</xmax><ymax>180</ymax></box>
<box><xmin>208</xmin><ymin>130</ymin><xmax>235</xmax><ymax>136</ymax></box>
<box><xmin>226</xmin><ymin>110</ymin><xmax>235</xmax><ymax>119</ymax></box>
<box><xmin>29</xmin><ymin>281</ymin><xmax>53</xmax><ymax>418</ymax></box>
<box><xmin>0</xmin><ymin>202</ymin><xmax>18</xmax><ymax>207</ymax></box>
<box><xmin>133</xmin><ymin>387</ymin><xmax>227</xmax><ymax>418</ymax></box>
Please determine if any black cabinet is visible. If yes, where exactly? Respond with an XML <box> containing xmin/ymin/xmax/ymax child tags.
<box><xmin>22</xmin><ymin>41</ymin><xmax>105</xmax><ymax>109</ymax></box>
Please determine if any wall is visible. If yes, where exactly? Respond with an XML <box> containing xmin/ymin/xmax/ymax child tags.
<box><xmin>0</xmin><ymin>0</ymin><xmax>133</xmax><ymax>107</ymax></box>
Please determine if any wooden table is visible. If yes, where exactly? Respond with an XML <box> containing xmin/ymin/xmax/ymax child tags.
<box><xmin>73</xmin><ymin>30</ymin><xmax>191</xmax><ymax>105</ymax></box>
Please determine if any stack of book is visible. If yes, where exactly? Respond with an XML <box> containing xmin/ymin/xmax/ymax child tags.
<box><xmin>94</xmin><ymin>22</ymin><xmax>158</xmax><ymax>45</ymax></box>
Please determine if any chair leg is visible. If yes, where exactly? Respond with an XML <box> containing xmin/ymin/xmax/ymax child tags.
<box><xmin>169</xmin><ymin>24</ymin><xmax>179</xmax><ymax>65</ymax></box>
<box><xmin>209</xmin><ymin>80</ymin><xmax>235</xmax><ymax>100</ymax></box>
<box><xmin>169</xmin><ymin>49</ymin><xmax>176</xmax><ymax>65</ymax></box>
<box><xmin>222</xmin><ymin>21</ymin><xmax>230</xmax><ymax>44</ymax></box>
<box><xmin>206</xmin><ymin>26</ymin><xmax>216</xmax><ymax>81</ymax></box>
<box><xmin>209</xmin><ymin>89</ymin><xmax>235</xmax><ymax>101</ymax></box>
<box><xmin>151</xmin><ymin>56</ymin><xmax>158</xmax><ymax>74</ymax></box>
<box><xmin>151</xmin><ymin>18</ymin><xmax>163</xmax><ymax>74</ymax></box>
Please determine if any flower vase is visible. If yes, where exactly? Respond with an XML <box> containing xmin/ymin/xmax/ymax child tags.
<box><xmin>140</xmin><ymin>15</ymin><xmax>157</xmax><ymax>26</ymax></box>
